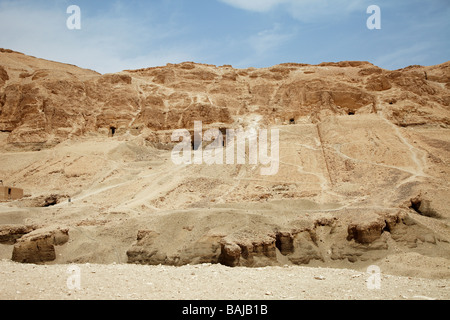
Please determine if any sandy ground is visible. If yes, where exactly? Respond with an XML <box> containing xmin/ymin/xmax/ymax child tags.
<box><xmin>0</xmin><ymin>260</ymin><xmax>448</xmax><ymax>300</ymax></box>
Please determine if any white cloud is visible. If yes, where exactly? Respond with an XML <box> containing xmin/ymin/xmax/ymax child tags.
<box><xmin>249</xmin><ymin>23</ymin><xmax>294</xmax><ymax>53</ymax></box>
<box><xmin>0</xmin><ymin>1</ymin><xmax>196</xmax><ymax>73</ymax></box>
<box><xmin>233</xmin><ymin>23</ymin><xmax>296</xmax><ymax>68</ymax></box>
<box><xmin>219</xmin><ymin>0</ymin><xmax>285</xmax><ymax>13</ymax></box>
<box><xmin>219</xmin><ymin>0</ymin><xmax>363</xmax><ymax>22</ymax></box>
<box><xmin>373</xmin><ymin>42</ymin><xmax>434</xmax><ymax>70</ymax></box>
<box><xmin>287</xmin><ymin>0</ymin><xmax>362</xmax><ymax>22</ymax></box>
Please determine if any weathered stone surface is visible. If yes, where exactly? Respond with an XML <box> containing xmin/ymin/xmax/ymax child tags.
<box><xmin>0</xmin><ymin>65</ymin><xmax>8</xmax><ymax>86</ymax></box>
<box><xmin>218</xmin><ymin>242</ymin><xmax>242</xmax><ymax>267</ymax></box>
<box><xmin>275</xmin><ymin>232</ymin><xmax>294</xmax><ymax>255</ymax></box>
<box><xmin>1</xmin><ymin>49</ymin><xmax>449</xmax><ymax>146</ymax></box>
<box><xmin>11</xmin><ymin>227</ymin><xmax>69</xmax><ymax>263</ymax></box>
<box><xmin>347</xmin><ymin>220</ymin><xmax>386</xmax><ymax>244</ymax></box>
<box><xmin>288</xmin><ymin>230</ymin><xmax>324</xmax><ymax>264</ymax></box>
<box><xmin>347</xmin><ymin>212</ymin><xmax>403</xmax><ymax>244</ymax></box>
<box><xmin>127</xmin><ymin>230</ymin><xmax>222</xmax><ymax>266</ymax></box>
<box><xmin>0</xmin><ymin>225</ymin><xmax>36</xmax><ymax>244</ymax></box>
<box><xmin>410</xmin><ymin>195</ymin><xmax>441</xmax><ymax>218</ymax></box>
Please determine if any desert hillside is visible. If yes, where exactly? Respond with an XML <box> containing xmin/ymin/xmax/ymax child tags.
<box><xmin>0</xmin><ymin>48</ymin><xmax>449</xmax><ymax>295</ymax></box>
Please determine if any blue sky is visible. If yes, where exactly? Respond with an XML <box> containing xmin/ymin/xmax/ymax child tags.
<box><xmin>0</xmin><ymin>0</ymin><xmax>449</xmax><ymax>74</ymax></box>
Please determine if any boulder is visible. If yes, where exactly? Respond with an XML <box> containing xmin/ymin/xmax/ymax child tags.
<box><xmin>347</xmin><ymin>212</ymin><xmax>403</xmax><ymax>244</ymax></box>
<box><xmin>11</xmin><ymin>227</ymin><xmax>69</xmax><ymax>263</ymax></box>
<box><xmin>218</xmin><ymin>233</ymin><xmax>278</xmax><ymax>267</ymax></box>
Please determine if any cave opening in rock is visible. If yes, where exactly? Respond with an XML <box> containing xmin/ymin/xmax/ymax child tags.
<box><xmin>348</xmin><ymin>111</ymin><xmax>355</xmax><ymax>115</ymax></box>
<box><xmin>43</xmin><ymin>198</ymin><xmax>58</xmax><ymax>207</ymax></box>
<box><xmin>409</xmin><ymin>197</ymin><xmax>440</xmax><ymax>219</ymax></box>
<box><xmin>410</xmin><ymin>198</ymin><xmax>422</xmax><ymax>214</ymax></box>
<box><xmin>289</xmin><ymin>118</ymin><xmax>296</xmax><ymax>124</ymax></box>
<box><xmin>382</xmin><ymin>221</ymin><xmax>390</xmax><ymax>233</ymax></box>
<box><xmin>275</xmin><ymin>232</ymin><xmax>294</xmax><ymax>255</ymax></box>
<box><xmin>109</xmin><ymin>126</ymin><xmax>116</xmax><ymax>137</ymax></box>
<box><xmin>39</xmin><ymin>195</ymin><xmax>60</xmax><ymax>208</ymax></box>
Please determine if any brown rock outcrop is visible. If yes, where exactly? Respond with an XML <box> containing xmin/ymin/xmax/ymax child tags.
<box><xmin>218</xmin><ymin>242</ymin><xmax>242</xmax><ymax>267</ymax></box>
<box><xmin>12</xmin><ymin>227</ymin><xmax>69</xmax><ymax>263</ymax></box>
<box><xmin>0</xmin><ymin>65</ymin><xmax>8</xmax><ymax>86</ymax></box>
<box><xmin>0</xmin><ymin>224</ymin><xmax>36</xmax><ymax>244</ymax></box>
<box><xmin>218</xmin><ymin>233</ymin><xmax>278</xmax><ymax>267</ymax></box>
<box><xmin>347</xmin><ymin>212</ymin><xmax>403</xmax><ymax>244</ymax></box>
<box><xmin>1</xmin><ymin>49</ymin><xmax>448</xmax><ymax>147</ymax></box>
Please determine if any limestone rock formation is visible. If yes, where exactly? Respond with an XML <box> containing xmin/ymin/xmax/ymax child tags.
<box><xmin>12</xmin><ymin>227</ymin><xmax>69</xmax><ymax>264</ymax></box>
<box><xmin>347</xmin><ymin>212</ymin><xmax>403</xmax><ymax>244</ymax></box>
<box><xmin>1</xmin><ymin>49</ymin><xmax>449</xmax><ymax>148</ymax></box>
<box><xmin>0</xmin><ymin>49</ymin><xmax>449</xmax><ymax>277</ymax></box>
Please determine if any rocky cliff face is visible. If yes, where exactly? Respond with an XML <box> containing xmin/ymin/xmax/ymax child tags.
<box><xmin>1</xmin><ymin>49</ymin><xmax>449</xmax><ymax>275</ymax></box>
<box><xmin>1</xmin><ymin>49</ymin><xmax>449</xmax><ymax>148</ymax></box>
